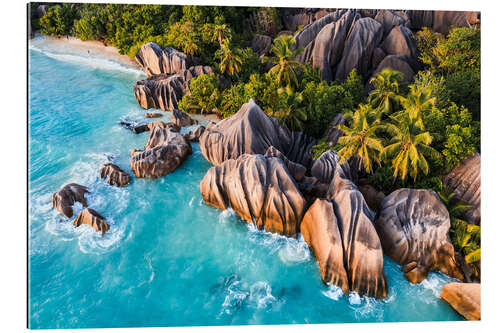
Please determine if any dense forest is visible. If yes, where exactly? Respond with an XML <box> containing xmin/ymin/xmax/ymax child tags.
<box><xmin>30</xmin><ymin>3</ymin><xmax>481</xmax><ymax>273</ymax></box>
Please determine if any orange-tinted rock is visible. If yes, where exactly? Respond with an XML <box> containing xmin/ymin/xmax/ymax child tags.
<box><xmin>375</xmin><ymin>189</ymin><xmax>464</xmax><ymax>283</ymax></box>
<box><xmin>99</xmin><ymin>163</ymin><xmax>131</xmax><ymax>187</ymax></box>
<box><xmin>358</xmin><ymin>184</ymin><xmax>385</xmax><ymax>212</ymax></box>
<box><xmin>133</xmin><ymin>74</ymin><xmax>185</xmax><ymax>111</ymax></box>
<box><xmin>183</xmin><ymin>126</ymin><xmax>205</xmax><ymax>142</ymax></box>
<box><xmin>144</xmin><ymin>113</ymin><xmax>163</xmax><ymax>118</ymax></box>
<box><xmin>52</xmin><ymin>183</ymin><xmax>89</xmax><ymax>218</ymax></box>
<box><xmin>73</xmin><ymin>208</ymin><xmax>110</xmax><ymax>236</ymax></box>
<box><xmin>443</xmin><ymin>153</ymin><xmax>480</xmax><ymax>225</ymax></box>
<box><xmin>130</xmin><ymin>126</ymin><xmax>192</xmax><ymax>178</ymax></box>
<box><xmin>441</xmin><ymin>282</ymin><xmax>480</xmax><ymax>320</ymax></box>
<box><xmin>135</xmin><ymin>43</ymin><xmax>195</xmax><ymax>77</ymax></box>
<box><xmin>200</xmin><ymin>154</ymin><xmax>306</xmax><ymax>237</ymax></box>
<box><xmin>264</xmin><ymin>146</ymin><xmax>306</xmax><ymax>182</ymax></box>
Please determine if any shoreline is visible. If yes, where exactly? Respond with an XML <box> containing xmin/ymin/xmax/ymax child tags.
<box><xmin>29</xmin><ymin>33</ymin><xmax>221</xmax><ymax>123</ymax></box>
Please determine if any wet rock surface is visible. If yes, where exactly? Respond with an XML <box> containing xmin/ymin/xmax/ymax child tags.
<box><xmin>52</xmin><ymin>183</ymin><xmax>89</xmax><ymax>218</ymax></box>
<box><xmin>99</xmin><ymin>163</ymin><xmax>131</xmax><ymax>187</ymax></box>
<box><xmin>73</xmin><ymin>208</ymin><xmax>110</xmax><ymax>236</ymax></box>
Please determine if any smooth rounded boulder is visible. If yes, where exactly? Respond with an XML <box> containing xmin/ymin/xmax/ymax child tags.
<box><xmin>130</xmin><ymin>126</ymin><xmax>192</xmax><ymax>178</ymax></box>
<box><xmin>375</xmin><ymin>189</ymin><xmax>464</xmax><ymax>283</ymax></box>
<box><xmin>200</xmin><ymin>154</ymin><xmax>306</xmax><ymax>237</ymax></box>
<box><xmin>172</xmin><ymin>109</ymin><xmax>198</xmax><ymax>127</ymax></box>
<box><xmin>99</xmin><ymin>163</ymin><xmax>131</xmax><ymax>187</ymax></box>
<box><xmin>133</xmin><ymin>74</ymin><xmax>185</xmax><ymax>111</ymax></box>
<box><xmin>52</xmin><ymin>183</ymin><xmax>89</xmax><ymax>218</ymax></box>
<box><xmin>135</xmin><ymin>43</ymin><xmax>195</xmax><ymax>77</ymax></box>
<box><xmin>443</xmin><ymin>153</ymin><xmax>480</xmax><ymax>225</ymax></box>
<box><xmin>73</xmin><ymin>208</ymin><xmax>110</xmax><ymax>236</ymax></box>
<box><xmin>441</xmin><ymin>282</ymin><xmax>480</xmax><ymax>321</ymax></box>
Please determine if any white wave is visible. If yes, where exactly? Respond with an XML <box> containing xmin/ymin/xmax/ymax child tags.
<box><xmin>419</xmin><ymin>272</ymin><xmax>453</xmax><ymax>299</ymax></box>
<box><xmin>249</xmin><ymin>281</ymin><xmax>276</xmax><ymax>309</ymax></box>
<box><xmin>220</xmin><ymin>279</ymin><xmax>276</xmax><ymax>315</ymax></box>
<box><xmin>77</xmin><ymin>217</ymin><xmax>127</xmax><ymax>254</ymax></box>
<box><xmin>218</xmin><ymin>208</ymin><xmax>236</xmax><ymax>224</ymax></box>
<box><xmin>321</xmin><ymin>284</ymin><xmax>344</xmax><ymax>301</ymax></box>
<box><xmin>29</xmin><ymin>44</ymin><xmax>144</xmax><ymax>77</ymax></box>
<box><xmin>348</xmin><ymin>292</ymin><xmax>362</xmax><ymax>305</ymax></box>
<box><xmin>277</xmin><ymin>238</ymin><xmax>310</xmax><ymax>264</ymax></box>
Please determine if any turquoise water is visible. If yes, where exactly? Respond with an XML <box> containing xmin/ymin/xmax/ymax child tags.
<box><xmin>28</xmin><ymin>39</ymin><xmax>463</xmax><ymax>329</ymax></box>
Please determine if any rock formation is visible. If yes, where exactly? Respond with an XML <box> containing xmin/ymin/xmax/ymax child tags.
<box><xmin>374</xmin><ymin>9</ymin><xmax>407</xmax><ymax>37</ymax></box>
<box><xmin>144</xmin><ymin>113</ymin><xmax>163</xmax><ymax>118</ymax></box>
<box><xmin>130</xmin><ymin>125</ymin><xmax>192</xmax><ymax>178</ymax></box>
<box><xmin>375</xmin><ymin>189</ymin><xmax>463</xmax><ymax>283</ymax></box>
<box><xmin>322</xmin><ymin>114</ymin><xmax>346</xmax><ymax>146</ymax></box>
<box><xmin>183</xmin><ymin>125</ymin><xmax>205</xmax><ymax>142</ymax></box>
<box><xmin>373</xmin><ymin>55</ymin><xmax>415</xmax><ymax>83</ymax></box>
<box><xmin>133</xmin><ymin>74</ymin><xmax>185</xmax><ymax>111</ymax></box>
<box><xmin>99</xmin><ymin>163</ymin><xmax>131</xmax><ymax>187</ymax></box>
<box><xmin>443</xmin><ymin>153</ymin><xmax>481</xmax><ymax>225</ymax></box>
<box><xmin>135</xmin><ymin>43</ymin><xmax>195</xmax><ymax>77</ymax></box>
<box><xmin>199</xmin><ymin>99</ymin><xmax>314</xmax><ymax>167</ymax></box>
<box><xmin>441</xmin><ymin>282</ymin><xmax>480</xmax><ymax>320</ymax></box>
<box><xmin>52</xmin><ymin>183</ymin><xmax>89</xmax><ymax>218</ymax></box>
<box><xmin>200</xmin><ymin>154</ymin><xmax>307</xmax><ymax>237</ymax></box>
<box><xmin>336</xmin><ymin>17</ymin><xmax>384</xmax><ymax>81</ymax></box>
<box><xmin>73</xmin><ymin>208</ymin><xmax>110</xmax><ymax>236</ymax></box>
<box><xmin>264</xmin><ymin>146</ymin><xmax>306</xmax><ymax>182</ymax></box>
<box><xmin>358</xmin><ymin>184</ymin><xmax>386</xmax><ymax>212</ymax></box>
<box><xmin>311</xmin><ymin>150</ymin><xmax>339</xmax><ymax>184</ymax></box>
<box><xmin>172</xmin><ymin>109</ymin><xmax>198</xmax><ymax>127</ymax></box>
<box><xmin>251</xmin><ymin>34</ymin><xmax>272</xmax><ymax>57</ymax></box>
<box><xmin>381</xmin><ymin>25</ymin><xmax>418</xmax><ymax>59</ymax></box>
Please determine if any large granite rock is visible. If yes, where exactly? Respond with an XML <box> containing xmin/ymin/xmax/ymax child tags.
<box><xmin>311</xmin><ymin>150</ymin><xmax>339</xmax><ymax>184</ymax></box>
<box><xmin>199</xmin><ymin>99</ymin><xmax>315</xmax><ymax>168</ymax></box>
<box><xmin>251</xmin><ymin>34</ymin><xmax>272</xmax><ymax>57</ymax></box>
<box><xmin>73</xmin><ymin>208</ymin><xmax>110</xmax><ymax>236</ymax></box>
<box><xmin>441</xmin><ymin>282</ymin><xmax>480</xmax><ymax>320</ymax></box>
<box><xmin>179</xmin><ymin>65</ymin><xmax>215</xmax><ymax>92</ymax></box>
<box><xmin>294</xmin><ymin>10</ymin><xmax>347</xmax><ymax>50</ymax></box>
<box><xmin>135</xmin><ymin>43</ymin><xmax>195</xmax><ymax>77</ymax></box>
<box><xmin>183</xmin><ymin>125</ymin><xmax>205</xmax><ymax>142</ymax></box>
<box><xmin>375</xmin><ymin>189</ymin><xmax>463</xmax><ymax>283</ymax></box>
<box><xmin>172</xmin><ymin>109</ymin><xmax>198</xmax><ymax>127</ymax></box>
<box><xmin>311</xmin><ymin>10</ymin><xmax>355</xmax><ymax>81</ymax></box>
<box><xmin>404</xmin><ymin>10</ymin><xmax>434</xmax><ymax>30</ymax></box>
<box><xmin>264</xmin><ymin>146</ymin><xmax>306</xmax><ymax>182</ymax></box>
<box><xmin>99</xmin><ymin>163</ymin><xmax>131</xmax><ymax>187</ymax></box>
<box><xmin>373</xmin><ymin>55</ymin><xmax>415</xmax><ymax>84</ymax></box>
<box><xmin>358</xmin><ymin>184</ymin><xmax>386</xmax><ymax>212</ymax></box>
<box><xmin>381</xmin><ymin>25</ymin><xmax>418</xmax><ymax>59</ymax></box>
<box><xmin>405</xmin><ymin>10</ymin><xmax>470</xmax><ymax>35</ymax></box>
<box><xmin>133</xmin><ymin>74</ymin><xmax>185</xmax><ymax>111</ymax></box>
<box><xmin>130</xmin><ymin>126</ymin><xmax>192</xmax><ymax>178</ymax></box>
<box><xmin>52</xmin><ymin>183</ymin><xmax>89</xmax><ymax>218</ymax></box>
<box><xmin>443</xmin><ymin>153</ymin><xmax>481</xmax><ymax>225</ymax></box>
<box><xmin>374</xmin><ymin>10</ymin><xmax>406</xmax><ymax>37</ymax></box>
<box><xmin>302</xmin><ymin>161</ymin><xmax>388</xmax><ymax>298</ymax></box>
<box><xmin>200</xmin><ymin>154</ymin><xmax>307</xmax><ymax>237</ymax></box>
<box><xmin>322</xmin><ymin>113</ymin><xmax>346</xmax><ymax>146</ymax></box>
<box><xmin>336</xmin><ymin>17</ymin><xmax>384</xmax><ymax>81</ymax></box>
<box><xmin>36</xmin><ymin>5</ymin><xmax>49</xmax><ymax>19</ymax></box>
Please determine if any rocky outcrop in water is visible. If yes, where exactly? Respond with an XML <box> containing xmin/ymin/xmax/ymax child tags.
<box><xmin>375</xmin><ymin>189</ymin><xmax>463</xmax><ymax>283</ymax></box>
<box><xmin>52</xmin><ymin>183</ymin><xmax>89</xmax><ymax>218</ymax></box>
<box><xmin>144</xmin><ymin>113</ymin><xmax>163</xmax><ymax>118</ymax></box>
<box><xmin>135</xmin><ymin>43</ymin><xmax>196</xmax><ymax>77</ymax></box>
<box><xmin>172</xmin><ymin>109</ymin><xmax>198</xmax><ymax>127</ymax></box>
<box><xmin>73</xmin><ymin>208</ymin><xmax>110</xmax><ymax>236</ymax></box>
<box><xmin>130</xmin><ymin>125</ymin><xmax>192</xmax><ymax>178</ymax></box>
<box><xmin>301</xmin><ymin>160</ymin><xmax>388</xmax><ymax>299</ymax></box>
<box><xmin>441</xmin><ymin>282</ymin><xmax>480</xmax><ymax>320</ymax></box>
<box><xmin>134</xmin><ymin>74</ymin><xmax>185</xmax><ymax>111</ymax></box>
<box><xmin>200</xmin><ymin>154</ymin><xmax>306</xmax><ymax>237</ymax></box>
<box><xmin>443</xmin><ymin>153</ymin><xmax>481</xmax><ymax>225</ymax></box>
<box><xmin>99</xmin><ymin>163</ymin><xmax>131</xmax><ymax>187</ymax></box>
<box><xmin>199</xmin><ymin>99</ymin><xmax>315</xmax><ymax>167</ymax></box>
<box><xmin>183</xmin><ymin>125</ymin><xmax>205</xmax><ymax>142</ymax></box>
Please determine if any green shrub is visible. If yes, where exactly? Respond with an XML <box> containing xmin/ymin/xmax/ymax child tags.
<box><xmin>40</xmin><ymin>4</ymin><xmax>79</xmax><ymax>36</ymax></box>
<box><xmin>178</xmin><ymin>74</ymin><xmax>222</xmax><ymax>115</ymax></box>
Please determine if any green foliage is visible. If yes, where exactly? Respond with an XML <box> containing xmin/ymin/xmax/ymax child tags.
<box><xmin>311</xmin><ymin>138</ymin><xmax>333</xmax><ymax>160</ymax></box>
<box><xmin>220</xmin><ymin>82</ymin><xmax>247</xmax><ymax>118</ymax></box>
<box><xmin>368</xmin><ymin>69</ymin><xmax>403</xmax><ymax>115</ymax></box>
<box><xmin>263</xmin><ymin>35</ymin><xmax>305</xmax><ymax>88</ymax></box>
<box><xmin>237</xmin><ymin>48</ymin><xmax>262</xmax><ymax>82</ymax></box>
<box><xmin>40</xmin><ymin>4</ymin><xmax>79</xmax><ymax>36</ymax></box>
<box><xmin>344</xmin><ymin>69</ymin><xmax>366</xmax><ymax>105</ymax></box>
<box><xmin>215</xmin><ymin>40</ymin><xmax>244</xmax><ymax>77</ymax></box>
<box><xmin>178</xmin><ymin>74</ymin><xmax>222</xmax><ymax>115</ymax></box>
<box><xmin>445</xmin><ymin>69</ymin><xmax>481</xmax><ymax>120</ymax></box>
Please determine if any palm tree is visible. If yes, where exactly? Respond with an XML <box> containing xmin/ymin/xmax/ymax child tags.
<box><xmin>262</xmin><ymin>35</ymin><xmax>305</xmax><ymax>88</ymax></box>
<box><xmin>272</xmin><ymin>86</ymin><xmax>307</xmax><ymax>131</ymax></box>
<box><xmin>212</xmin><ymin>23</ymin><xmax>232</xmax><ymax>46</ymax></box>
<box><xmin>381</xmin><ymin>114</ymin><xmax>441</xmax><ymax>182</ymax></box>
<box><xmin>336</xmin><ymin>104</ymin><xmax>384</xmax><ymax>174</ymax></box>
<box><xmin>368</xmin><ymin>69</ymin><xmax>403</xmax><ymax>115</ymax></box>
<box><xmin>394</xmin><ymin>84</ymin><xmax>436</xmax><ymax>127</ymax></box>
<box><xmin>179</xmin><ymin>22</ymin><xmax>201</xmax><ymax>56</ymax></box>
<box><xmin>215</xmin><ymin>40</ymin><xmax>243</xmax><ymax>77</ymax></box>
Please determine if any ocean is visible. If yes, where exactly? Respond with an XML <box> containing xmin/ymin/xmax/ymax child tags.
<box><xmin>28</xmin><ymin>37</ymin><xmax>462</xmax><ymax>329</ymax></box>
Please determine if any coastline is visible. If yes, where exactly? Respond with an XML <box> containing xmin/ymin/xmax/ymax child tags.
<box><xmin>29</xmin><ymin>33</ymin><xmax>221</xmax><ymax>123</ymax></box>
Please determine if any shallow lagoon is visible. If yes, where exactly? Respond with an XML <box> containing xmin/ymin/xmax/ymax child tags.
<box><xmin>28</xmin><ymin>39</ymin><xmax>462</xmax><ymax>329</ymax></box>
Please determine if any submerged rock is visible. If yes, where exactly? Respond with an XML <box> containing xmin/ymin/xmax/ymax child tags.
<box><xmin>200</xmin><ymin>154</ymin><xmax>306</xmax><ymax>237</ymax></box>
<box><xmin>73</xmin><ymin>208</ymin><xmax>110</xmax><ymax>236</ymax></box>
<box><xmin>375</xmin><ymin>189</ymin><xmax>463</xmax><ymax>283</ymax></box>
<box><xmin>441</xmin><ymin>282</ymin><xmax>480</xmax><ymax>320</ymax></box>
<box><xmin>99</xmin><ymin>163</ymin><xmax>131</xmax><ymax>187</ymax></box>
<box><xmin>302</xmin><ymin>162</ymin><xmax>388</xmax><ymax>299</ymax></box>
<box><xmin>130</xmin><ymin>126</ymin><xmax>192</xmax><ymax>178</ymax></box>
<box><xmin>172</xmin><ymin>109</ymin><xmax>198</xmax><ymax>127</ymax></box>
<box><xmin>443</xmin><ymin>153</ymin><xmax>481</xmax><ymax>225</ymax></box>
<box><xmin>199</xmin><ymin>99</ymin><xmax>314</xmax><ymax>167</ymax></box>
<box><xmin>52</xmin><ymin>183</ymin><xmax>89</xmax><ymax>218</ymax></box>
